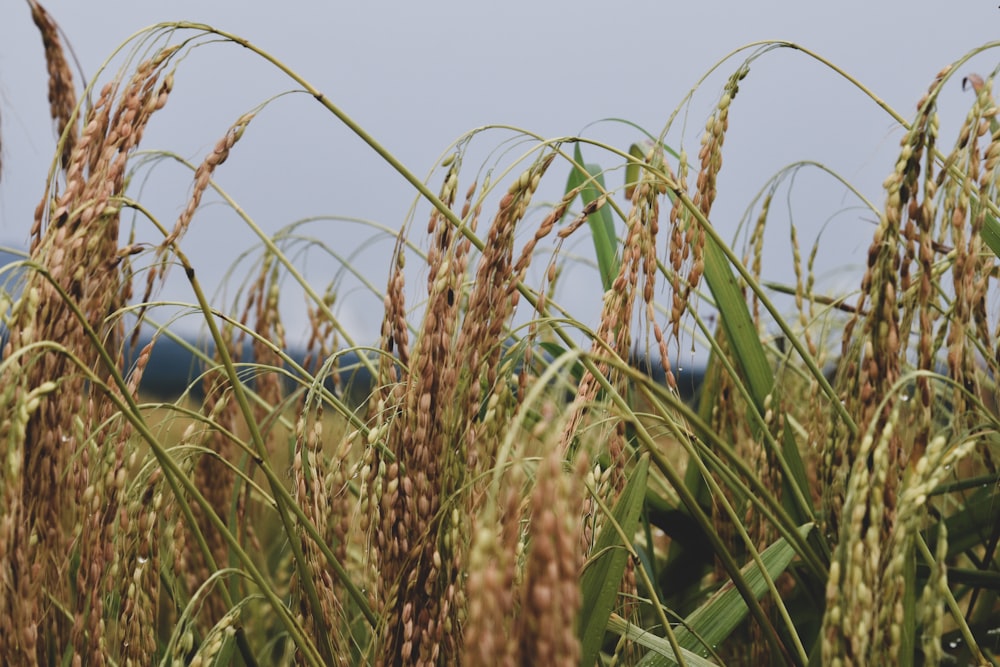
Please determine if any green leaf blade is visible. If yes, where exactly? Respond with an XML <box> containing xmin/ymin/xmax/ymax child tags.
<box><xmin>579</xmin><ymin>454</ymin><xmax>650</xmax><ymax>666</ymax></box>
<box><xmin>634</xmin><ymin>523</ymin><xmax>814</xmax><ymax>666</ymax></box>
<box><xmin>568</xmin><ymin>143</ymin><xmax>619</xmax><ymax>291</ymax></box>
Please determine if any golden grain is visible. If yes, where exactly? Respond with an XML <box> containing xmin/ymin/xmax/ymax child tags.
<box><xmin>29</xmin><ymin>1</ymin><xmax>77</xmax><ymax>169</ymax></box>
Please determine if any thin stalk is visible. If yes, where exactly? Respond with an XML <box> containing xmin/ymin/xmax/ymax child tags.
<box><xmin>167</xmin><ymin>239</ymin><xmax>343</xmax><ymax>664</ymax></box>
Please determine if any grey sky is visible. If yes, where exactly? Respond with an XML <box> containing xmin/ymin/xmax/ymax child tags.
<box><xmin>2</xmin><ymin>1</ymin><xmax>999</xmax><ymax>357</ymax></box>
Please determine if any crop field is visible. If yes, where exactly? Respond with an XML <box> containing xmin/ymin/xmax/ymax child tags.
<box><xmin>1</xmin><ymin>3</ymin><xmax>999</xmax><ymax>665</ymax></box>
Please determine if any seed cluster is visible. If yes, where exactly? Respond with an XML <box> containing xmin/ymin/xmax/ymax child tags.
<box><xmin>821</xmin><ymin>65</ymin><xmax>996</xmax><ymax>666</ymax></box>
<box><xmin>29</xmin><ymin>0</ymin><xmax>77</xmax><ymax>168</ymax></box>
<box><xmin>0</xmin><ymin>23</ymin><xmax>175</xmax><ymax>661</ymax></box>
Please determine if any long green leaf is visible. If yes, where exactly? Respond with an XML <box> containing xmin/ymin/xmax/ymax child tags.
<box><xmin>701</xmin><ymin>239</ymin><xmax>771</xmax><ymax>401</ymax></box>
<box><xmin>625</xmin><ymin>142</ymin><xmax>647</xmax><ymax>200</ymax></box>
<box><xmin>579</xmin><ymin>454</ymin><xmax>650</xmax><ymax>666</ymax></box>
<box><xmin>636</xmin><ymin>523</ymin><xmax>814</xmax><ymax>666</ymax></box>
<box><xmin>565</xmin><ymin>143</ymin><xmax>618</xmax><ymax>291</ymax></box>
<box><xmin>700</xmin><ymin>235</ymin><xmax>814</xmax><ymax>524</ymax></box>
<box><xmin>983</xmin><ymin>213</ymin><xmax>1000</xmax><ymax>259</ymax></box>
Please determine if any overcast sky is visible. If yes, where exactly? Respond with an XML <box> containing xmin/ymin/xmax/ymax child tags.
<box><xmin>3</xmin><ymin>1</ymin><xmax>1000</xmax><ymax>360</ymax></box>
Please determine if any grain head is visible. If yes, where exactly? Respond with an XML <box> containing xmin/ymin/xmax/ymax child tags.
<box><xmin>29</xmin><ymin>0</ymin><xmax>77</xmax><ymax>169</ymax></box>
<box><xmin>0</xmin><ymin>43</ymin><xmax>175</xmax><ymax>664</ymax></box>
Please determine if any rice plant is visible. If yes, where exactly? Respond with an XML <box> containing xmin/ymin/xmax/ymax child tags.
<box><xmin>1</xmin><ymin>3</ymin><xmax>999</xmax><ymax>665</ymax></box>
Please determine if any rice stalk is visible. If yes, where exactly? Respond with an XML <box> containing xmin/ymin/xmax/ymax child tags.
<box><xmin>518</xmin><ymin>444</ymin><xmax>587</xmax><ymax>666</ymax></box>
<box><xmin>821</xmin><ymin>61</ymin><xmax>1000</xmax><ymax>666</ymax></box>
<box><xmin>461</xmin><ymin>479</ymin><xmax>521</xmax><ymax>667</ymax></box>
<box><xmin>28</xmin><ymin>0</ymin><xmax>77</xmax><ymax>169</ymax></box>
<box><xmin>367</xmin><ymin>148</ymin><xmax>560</xmax><ymax>665</ymax></box>
<box><xmin>0</xmin><ymin>42</ymin><xmax>174</xmax><ymax>664</ymax></box>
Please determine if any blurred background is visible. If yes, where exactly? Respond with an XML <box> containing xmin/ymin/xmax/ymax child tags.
<box><xmin>2</xmin><ymin>0</ymin><xmax>999</xmax><ymax>383</ymax></box>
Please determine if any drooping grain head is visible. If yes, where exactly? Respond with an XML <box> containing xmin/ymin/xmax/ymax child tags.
<box><xmin>241</xmin><ymin>253</ymin><xmax>288</xmax><ymax>410</ymax></box>
<box><xmin>668</xmin><ymin>66</ymin><xmax>744</xmax><ymax>342</ymax></box>
<box><xmin>367</xmin><ymin>149</ymin><xmax>572</xmax><ymax>665</ymax></box>
<box><xmin>370</xmin><ymin>160</ymin><xmax>468</xmax><ymax>665</ymax></box>
<box><xmin>939</xmin><ymin>73</ymin><xmax>1000</xmax><ymax>430</ymax></box>
<box><xmin>293</xmin><ymin>396</ymin><xmax>361</xmax><ymax>665</ymax></box>
<box><xmin>667</xmin><ymin>147</ymin><xmax>691</xmax><ymax>342</ymax></box>
<box><xmin>458</xmin><ymin>155</ymin><xmax>555</xmax><ymax>462</ymax></box>
<box><xmin>509</xmin><ymin>170</ymin><xmax>575</xmax><ymax>402</ymax></box>
<box><xmin>517</xmin><ymin>446</ymin><xmax>585</xmax><ymax>667</ymax></box>
<box><xmin>183</xmin><ymin>364</ymin><xmax>241</xmax><ymax>617</ymax></box>
<box><xmin>117</xmin><ymin>460</ymin><xmax>166</xmax><ymax>665</ymax></box>
<box><xmin>463</xmin><ymin>404</ymin><xmax>588</xmax><ymax>667</ymax></box>
<box><xmin>742</xmin><ymin>190</ymin><xmax>772</xmax><ymax>328</ymax></box>
<box><xmin>375</xmin><ymin>235</ymin><xmax>410</xmax><ymax>401</ymax></box>
<box><xmin>822</xmin><ymin>65</ymin><xmax>1000</xmax><ymax>666</ymax></box>
<box><xmin>0</xmin><ymin>41</ymin><xmax>176</xmax><ymax>665</ymax></box>
<box><xmin>461</xmin><ymin>469</ymin><xmax>523</xmax><ymax>667</ymax></box>
<box><xmin>29</xmin><ymin>0</ymin><xmax>77</xmax><ymax>169</ymax></box>
<box><xmin>824</xmin><ymin>75</ymin><xmax>939</xmax><ymax>539</ymax></box>
<box><xmin>135</xmin><ymin>111</ymin><xmax>253</xmax><ymax>336</ymax></box>
<box><xmin>302</xmin><ymin>282</ymin><xmax>342</xmax><ymax>380</ymax></box>
<box><xmin>823</xmin><ymin>421</ymin><xmax>980</xmax><ymax>665</ymax></box>
<box><xmin>665</xmin><ymin>69</ymin><xmax>744</xmax><ymax>362</ymax></box>
<box><xmin>821</xmin><ymin>71</ymin><xmax>939</xmax><ymax>663</ymax></box>
<box><xmin>547</xmin><ymin>148</ymin><xmax>676</xmax><ymax>663</ymax></box>
<box><xmin>559</xmin><ymin>144</ymin><xmax>666</xmax><ymax>488</ymax></box>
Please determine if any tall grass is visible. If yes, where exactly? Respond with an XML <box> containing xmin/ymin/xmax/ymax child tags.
<box><xmin>2</xmin><ymin>3</ymin><xmax>999</xmax><ymax>665</ymax></box>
